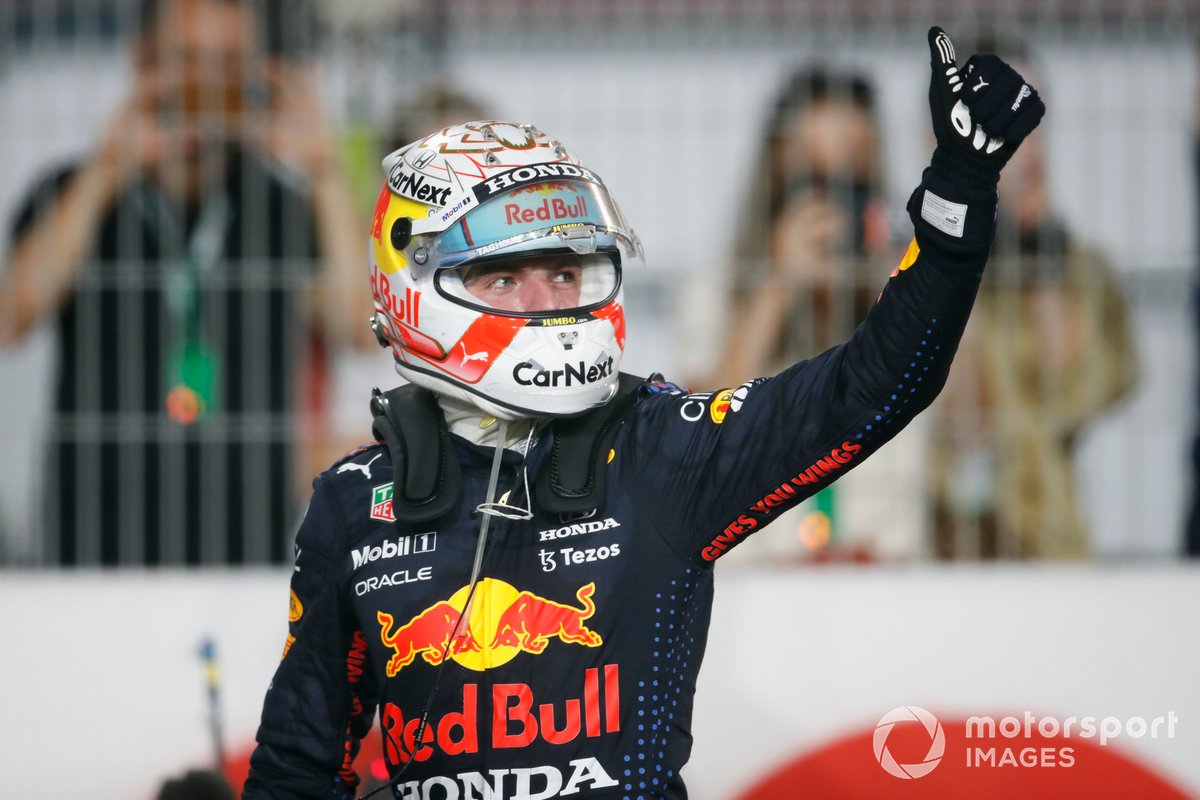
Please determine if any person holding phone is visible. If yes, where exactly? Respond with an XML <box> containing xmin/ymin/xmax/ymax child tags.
<box><xmin>0</xmin><ymin>0</ymin><xmax>365</xmax><ymax>565</ymax></box>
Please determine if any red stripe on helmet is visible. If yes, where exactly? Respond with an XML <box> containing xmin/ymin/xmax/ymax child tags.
<box><xmin>592</xmin><ymin>301</ymin><xmax>626</xmax><ymax>351</ymax></box>
<box><xmin>370</xmin><ymin>185</ymin><xmax>391</xmax><ymax>241</ymax></box>
<box><xmin>403</xmin><ymin>314</ymin><xmax>526</xmax><ymax>384</ymax></box>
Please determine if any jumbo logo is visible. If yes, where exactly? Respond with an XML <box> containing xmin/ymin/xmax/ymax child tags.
<box><xmin>369</xmin><ymin>272</ymin><xmax>420</xmax><ymax>331</ymax></box>
<box><xmin>375</xmin><ymin>579</ymin><xmax>602</xmax><ymax>677</ymax></box>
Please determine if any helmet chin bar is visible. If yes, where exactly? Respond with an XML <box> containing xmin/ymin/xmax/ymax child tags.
<box><xmin>394</xmin><ymin>358</ymin><xmax>620</xmax><ymax>421</ymax></box>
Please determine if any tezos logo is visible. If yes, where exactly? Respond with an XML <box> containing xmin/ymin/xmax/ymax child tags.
<box><xmin>874</xmin><ymin>706</ymin><xmax>945</xmax><ymax>779</ymax></box>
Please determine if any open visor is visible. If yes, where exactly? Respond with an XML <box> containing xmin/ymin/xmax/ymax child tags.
<box><xmin>437</xmin><ymin>250</ymin><xmax>620</xmax><ymax>318</ymax></box>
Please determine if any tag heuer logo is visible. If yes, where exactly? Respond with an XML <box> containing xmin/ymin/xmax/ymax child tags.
<box><xmin>371</xmin><ymin>483</ymin><xmax>395</xmax><ymax>522</ymax></box>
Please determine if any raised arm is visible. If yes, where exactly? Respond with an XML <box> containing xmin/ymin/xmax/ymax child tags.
<box><xmin>628</xmin><ymin>28</ymin><xmax>1045</xmax><ymax>561</ymax></box>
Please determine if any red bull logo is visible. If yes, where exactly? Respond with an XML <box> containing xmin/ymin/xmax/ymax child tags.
<box><xmin>376</xmin><ymin>579</ymin><xmax>603</xmax><ymax>676</ymax></box>
<box><xmin>382</xmin><ymin>665</ymin><xmax>621</xmax><ymax>765</ymax></box>
<box><xmin>504</xmin><ymin>194</ymin><xmax>590</xmax><ymax>225</ymax></box>
<box><xmin>369</xmin><ymin>271</ymin><xmax>421</xmax><ymax>331</ymax></box>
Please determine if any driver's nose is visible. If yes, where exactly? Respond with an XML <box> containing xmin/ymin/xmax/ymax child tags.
<box><xmin>516</xmin><ymin>274</ymin><xmax>561</xmax><ymax>313</ymax></box>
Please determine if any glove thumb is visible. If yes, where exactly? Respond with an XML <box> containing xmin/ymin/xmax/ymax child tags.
<box><xmin>928</xmin><ymin>26</ymin><xmax>972</xmax><ymax>139</ymax></box>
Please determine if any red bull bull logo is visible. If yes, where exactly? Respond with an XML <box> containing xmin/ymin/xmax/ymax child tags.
<box><xmin>376</xmin><ymin>579</ymin><xmax>603</xmax><ymax>676</ymax></box>
<box><xmin>377</xmin><ymin>601</ymin><xmax>482</xmax><ymax>677</ymax></box>
<box><xmin>490</xmin><ymin>582</ymin><xmax>602</xmax><ymax>653</ymax></box>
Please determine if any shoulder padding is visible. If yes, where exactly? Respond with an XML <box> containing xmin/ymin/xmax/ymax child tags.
<box><xmin>370</xmin><ymin>384</ymin><xmax>461</xmax><ymax>524</ymax></box>
<box><xmin>368</xmin><ymin>373</ymin><xmax>651</xmax><ymax>523</ymax></box>
<box><xmin>532</xmin><ymin>372</ymin><xmax>647</xmax><ymax>516</ymax></box>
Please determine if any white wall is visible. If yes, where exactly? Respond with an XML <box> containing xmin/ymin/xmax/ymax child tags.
<box><xmin>1</xmin><ymin>567</ymin><xmax>1196</xmax><ymax>799</ymax></box>
<box><xmin>692</xmin><ymin>563</ymin><xmax>1200</xmax><ymax>798</ymax></box>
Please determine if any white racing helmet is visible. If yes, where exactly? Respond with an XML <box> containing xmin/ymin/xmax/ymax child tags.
<box><xmin>368</xmin><ymin>121</ymin><xmax>643</xmax><ymax>419</ymax></box>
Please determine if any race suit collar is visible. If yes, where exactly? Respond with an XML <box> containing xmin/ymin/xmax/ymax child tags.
<box><xmin>436</xmin><ymin>393</ymin><xmax>542</xmax><ymax>454</ymax></box>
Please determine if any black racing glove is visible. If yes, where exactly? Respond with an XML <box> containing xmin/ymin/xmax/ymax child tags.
<box><xmin>910</xmin><ymin>26</ymin><xmax>1046</xmax><ymax>259</ymax></box>
<box><xmin>926</xmin><ymin>25</ymin><xmax>1045</xmax><ymax>190</ymax></box>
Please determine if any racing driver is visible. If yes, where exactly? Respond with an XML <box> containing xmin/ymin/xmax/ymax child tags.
<box><xmin>244</xmin><ymin>28</ymin><xmax>1044</xmax><ymax>800</ymax></box>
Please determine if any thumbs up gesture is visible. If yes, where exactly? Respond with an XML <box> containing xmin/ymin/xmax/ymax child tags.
<box><xmin>926</xmin><ymin>26</ymin><xmax>1045</xmax><ymax>188</ymax></box>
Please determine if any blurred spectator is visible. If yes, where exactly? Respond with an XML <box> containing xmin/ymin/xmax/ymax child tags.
<box><xmin>1183</xmin><ymin>35</ymin><xmax>1200</xmax><ymax>558</ymax></box>
<box><xmin>0</xmin><ymin>0</ymin><xmax>366</xmax><ymax>565</ymax></box>
<box><xmin>715</xmin><ymin>68</ymin><xmax>894</xmax><ymax>380</ymax></box>
<box><xmin>339</xmin><ymin>83</ymin><xmax>492</xmax><ymax>223</ymax></box>
<box><xmin>928</xmin><ymin>36</ymin><xmax>1138</xmax><ymax>559</ymax></box>
<box><xmin>321</xmin><ymin>82</ymin><xmax>493</xmax><ymax>466</ymax></box>
<box><xmin>382</xmin><ymin>83</ymin><xmax>492</xmax><ymax>157</ymax></box>
<box><xmin>701</xmin><ymin>66</ymin><xmax>931</xmax><ymax>562</ymax></box>
<box><xmin>156</xmin><ymin>769</ymin><xmax>235</xmax><ymax>800</ymax></box>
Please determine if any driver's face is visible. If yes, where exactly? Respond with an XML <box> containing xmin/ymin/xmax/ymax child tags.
<box><xmin>461</xmin><ymin>256</ymin><xmax>583</xmax><ymax>313</ymax></box>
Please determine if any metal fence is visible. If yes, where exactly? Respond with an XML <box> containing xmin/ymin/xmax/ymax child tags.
<box><xmin>0</xmin><ymin>0</ymin><xmax>1195</xmax><ymax>565</ymax></box>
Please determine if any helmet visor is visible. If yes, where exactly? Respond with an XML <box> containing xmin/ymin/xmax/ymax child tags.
<box><xmin>447</xmin><ymin>179</ymin><xmax>623</xmax><ymax>251</ymax></box>
<box><xmin>414</xmin><ymin>178</ymin><xmax>634</xmax><ymax>268</ymax></box>
<box><xmin>437</xmin><ymin>250</ymin><xmax>620</xmax><ymax>317</ymax></box>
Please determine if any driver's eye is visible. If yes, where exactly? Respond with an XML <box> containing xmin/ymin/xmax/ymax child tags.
<box><xmin>463</xmin><ymin>271</ymin><xmax>508</xmax><ymax>290</ymax></box>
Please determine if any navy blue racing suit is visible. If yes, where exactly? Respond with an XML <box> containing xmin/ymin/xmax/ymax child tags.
<box><xmin>244</xmin><ymin>171</ymin><xmax>994</xmax><ymax>800</ymax></box>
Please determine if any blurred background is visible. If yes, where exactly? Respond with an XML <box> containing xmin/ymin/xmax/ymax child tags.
<box><xmin>0</xmin><ymin>0</ymin><xmax>1197</xmax><ymax>798</ymax></box>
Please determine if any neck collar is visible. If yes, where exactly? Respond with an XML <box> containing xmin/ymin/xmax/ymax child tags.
<box><xmin>435</xmin><ymin>392</ymin><xmax>541</xmax><ymax>454</ymax></box>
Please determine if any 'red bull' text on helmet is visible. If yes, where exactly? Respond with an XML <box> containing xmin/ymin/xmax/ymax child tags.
<box><xmin>368</xmin><ymin>121</ymin><xmax>643</xmax><ymax>419</ymax></box>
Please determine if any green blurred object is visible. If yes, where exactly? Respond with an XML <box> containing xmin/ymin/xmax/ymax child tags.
<box><xmin>165</xmin><ymin>337</ymin><xmax>220</xmax><ymax>423</ymax></box>
<box><xmin>813</xmin><ymin>485</ymin><xmax>837</xmax><ymax>540</ymax></box>
<box><xmin>341</xmin><ymin>122</ymin><xmax>383</xmax><ymax>217</ymax></box>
